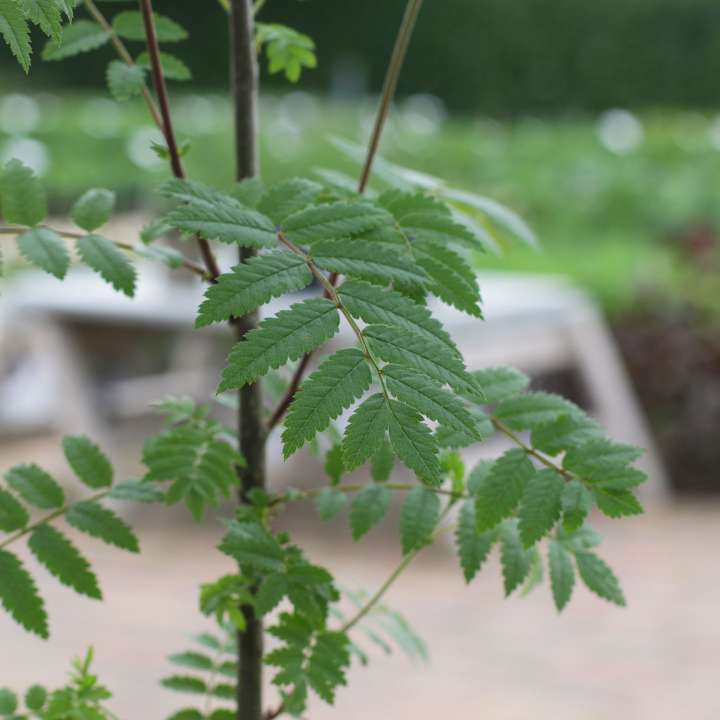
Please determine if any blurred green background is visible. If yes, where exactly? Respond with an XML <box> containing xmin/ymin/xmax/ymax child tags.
<box><xmin>1</xmin><ymin>0</ymin><xmax>719</xmax><ymax>491</ymax></box>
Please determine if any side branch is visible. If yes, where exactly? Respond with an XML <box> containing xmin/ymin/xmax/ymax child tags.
<box><xmin>137</xmin><ymin>0</ymin><xmax>221</xmax><ymax>280</ymax></box>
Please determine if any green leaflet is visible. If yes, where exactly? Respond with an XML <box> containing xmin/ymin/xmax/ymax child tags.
<box><xmin>455</xmin><ymin>499</ymin><xmax>495</xmax><ymax>582</ymax></box>
<box><xmin>383</xmin><ymin>364</ymin><xmax>481</xmax><ymax>439</ymax></box>
<box><xmin>108</xmin><ymin>480</ymin><xmax>165</xmax><ymax>504</ymax></box>
<box><xmin>561</xmin><ymin>479</ymin><xmax>594</xmax><ymax>532</ymax></box>
<box><xmin>257</xmin><ymin>178</ymin><xmax>322</xmax><ymax>224</ymax></box>
<box><xmin>69</xmin><ymin>191</ymin><xmax>115</xmax><ymax>233</ymax></box>
<box><xmin>380</xmin><ymin>190</ymin><xmax>479</xmax><ymax>249</ymax></box>
<box><xmin>219</xmin><ymin>521</ymin><xmax>285</xmax><ymax>571</ymax></box>
<box><xmin>281</xmin><ymin>200</ymin><xmax>392</xmax><ymax>244</ymax></box>
<box><xmin>282</xmin><ymin>349</ymin><xmax>372</xmax><ymax>458</ymax></box>
<box><xmin>111</xmin><ymin>10</ymin><xmax>188</xmax><ymax>42</ymax></box>
<box><xmin>324</xmin><ymin>444</ymin><xmax>345</xmax><ymax>485</ymax></box>
<box><xmin>386</xmin><ymin>399</ymin><xmax>441</xmax><ymax>485</ymax></box>
<box><xmin>563</xmin><ymin>439</ymin><xmax>644</xmax><ymax>479</ymax></box>
<box><xmin>0</xmin><ymin>159</ymin><xmax>46</xmax><ymax>226</ymax></box>
<box><xmin>370</xmin><ymin>437</ymin><xmax>395</xmax><ymax>483</ymax></box>
<box><xmin>256</xmin><ymin>22</ymin><xmax>317</xmax><ymax>83</ymax></box>
<box><xmin>25</xmin><ymin>685</ymin><xmax>46</xmax><ymax>712</ymax></box>
<box><xmin>472</xmin><ymin>366</ymin><xmax>530</xmax><ymax>404</ymax></box>
<box><xmin>517</xmin><ymin>469</ymin><xmax>564</xmax><ymax>548</ymax></box>
<box><xmin>499</xmin><ymin>520</ymin><xmax>532</xmax><ymax>596</ymax></box>
<box><xmin>0</xmin><ymin>0</ymin><xmax>31</xmax><ymax>72</ymax></box>
<box><xmin>475</xmin><ymin>448</ymin><xmax>535</xmax><ymax>531</ymax></box>
<box><xmin>435</xmin><ymin>408</ymin><xmax>494</xmax><ymax>449</ymax></box>
<box><xmin>350</xmin><ymin>484</ymin><xmax>391</xmax><ymax>540</ymax></box>
<box><xmin>312</xmin><ymin>239</ymin><xmax>429</xmax><ymax>288</ymax></box>
<box><xmin>65</xmin><ymin>501</ymin><xmax>139</xmax><ymax>553</ymax></box>
<box><xmin>166</xmin><ymin>202</ymin><xmax>277</xmax><ymax>248</ymax></box>
<box><xmin>399</xmin><ymin>486</ymin><xmax>440</xmax><ymax>554</ymax></box>
<box><xmin>143</xmin><ymin>423</ymin><xmax>242</xmax><ymax>521</ymax></box>
<box><xmin>5</xmin><ymin>464</ymin><xmax>64</xmax><ymax>509</ymax></box>
<box><xmin>106</xmin><ymin>61</ymin><xmax>146</xmax><ymax>101</ymax></box>
<box><xmin>0</xmin><ymin>549</ymin><xmax>47</xmax><ymax>638</ymax></box>
<box><xmin>591</xmin><ymin>486</ymin><xmax>644</xmax><ymax>519</ymax></box>
<box><xmin>28</xmin><ymin>525</ymin><xmax>101</xmax><ymax>600</ymax></box>
<box><xmin>135</xmin><ymin>51</ymin><xmax>191</xmax><ymax>81</ymax></box>
<box><xmin>548</xmin><ymin>539</ymin><xmax>575</xmax><ymax>611</ymax></box>
<box><xmin>195</xmin><ymin>252</ymin><xmax>312</xmax><ymax>328</ymax></box>
<box><xmin>62</xmin><ymin>435</ymin><xmax>113</xmax><ymax>489</ymax></box>
<box><xmin>531</xmin><ymin>414</ymin><xmax>604</xmax><ymax>456</ymax></box>
<box><xmin>413</xmin><ymin>241</ymin><xmax>482</xmax><ymax>317</ymax></box>
<box><xmin>338</xmin><ymin>280</ymin><xmax>459</xmax><ymax>357</ymax></box>
<box><xmin>494</xmin><ymin>391</ymin><xmax>581</xmax><ymax>431</ymax></box>
<box><xmin>77</xmin><ymin>234</ymin><xmax>136</xmax><ymax>297</ymax></box>
<box><xmin>0</xmin><ymin>486</ymin><xmax>28</xmax><ymax>532</ymax></box>
<box><xmin>218</xmin><ymin>298</ymin><xmax>340</xmax><ymax>392</ymax></box>
<box><xmin>342</xmin><ymin>394</ymin><xmax>390</xmax><ymax>471</ymax></box>
<box><xmin>16</xmin><ymin>227</ymin><xmax>69</xmax><ymax>279</ymax></box>
<box><xmin>315</xmin><ymin>487</ymin><xmax>347</xmax><ymax>521</ymax></box>
<box><xmin>160</xmin><ymin>178</ymin><xmax>242</xmax><ymax>208</ymax></box>
<box><xmin>42</xmin><ymin>20</ymin><xmax>110</xmax><ymax>61</ymax></box>
<box><xmin>575</xmin><ymin>552</ymin><xmax>625</xmax><ymax>607</ymax></box>
<box><xmin>364</xmin><ymin>324</ymin><xmax>478</xmax><ymax>400</ymax></box>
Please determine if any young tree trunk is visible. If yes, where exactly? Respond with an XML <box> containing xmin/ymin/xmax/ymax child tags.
<box><xmin>229</xmin><ymin>2</ymin><xmax>265</xmax><ymax>719</ymax></box>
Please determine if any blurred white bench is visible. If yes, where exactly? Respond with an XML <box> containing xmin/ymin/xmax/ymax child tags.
<box><xmin>0</xmin><ymin>267</ymin><xmax>666</xmax><ymax>494</ymax></box>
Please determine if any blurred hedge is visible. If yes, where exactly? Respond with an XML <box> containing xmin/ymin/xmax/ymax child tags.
<box><xmin>6</xmin><ymin>0</ymin><xmax>720</xmax><ymax>114</ymax></box>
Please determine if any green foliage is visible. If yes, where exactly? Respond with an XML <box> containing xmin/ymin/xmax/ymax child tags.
<box><xmin>517</xmin><ymin>469</ymin><xmax>564</xmax><ymax>548</ymax></box>
<box><xmin>494</xmin><ymin>392</ymin><xmax>581</xmax><ymax>432</ymax></box>
<box><xmin>386</xmin><ymin>399</ymin><xmax>440</xmax><ymax>485</ymax></box>
<box><xmin>499</xmin><ymin>520</ymin><xmax>532</xmax><ymax>597</ymax></box>
<box><xmin>16</xmin><ymin>228</ymin><xmax>69</xmax><ymax>279</ymax></box>
<box><xmin>282</xmin><ymin>201</ymin><xmax>392</xmax><ymax>245</ymax></box>
<box><xmin>106</xmin><ymin>60</ymin><xmax>146</xmax><ymax>101</ymax></box>
<box><xmin>548</xmin><ymin>539</ymin><xmax>575</xmax><ymax>612</ymax></box>
<box><xmin>218</xmin><ymin>298</ymin><xmax>340</xmax><ymax>392</ymax></box>
<box><xmin>342</xmin><ymin>394</ymin><xmax>389</xmax><ymax>471</ymax></box>
<box><xmin>455</xmin><ymin>499</ymin><xmax>495</xmax><ymax>583</ymax></box>
<box><xmin>112</xmin><ymin>10</ymin><xmax>187</xmax><ymax>43</ymax></box>
<box><xmin>350</xmin><ymin>484</ymin><xmax>391</xmax><ymax>541</ymax></box>
<box><xmin>472</xmin><ymin>367</ymin><xmax>530</xmax><ymax>404</ymax></box>
<box><xmin>575</xmin><ymin>551</ymin><xmax>626</xmax><ymax>607</ymax></box>
<box><xmin>257</xmin><ymin>177</ymin><xmax>322</xmax><ymax>224</ymax></box>
<box><xmin>312</xmin><ymin>239</ymin><xmax>429</xmax><ymax>288</ymax></box>
<box><xmin>315</xmin><ymin>487</ymin><xmax>347</xmax><ymax>521</ymax></box>
<box><xmin>474</xmin><ymin>449</ymin><xmax>534</xmax><ymax>532</ymax></box>
<box><xmin>196</xmin><ymin>252</ymin><xmax>312</xmax><ymax>328</ymax></box>
<box><xmin>143</xmin><ymin>401</ymin><xmax>244</xmax><ymax>521</ymax></box>
<box><xmin>338</xmin><ymin>280</ymin><xmax>458</xmax><ymax>356</ymax></box>
<box><xmin>399</xmin><ymin>486</ymin><xmax>440</xmax><ymax>554</ymax></box>
<box><xmin>136</xmin><ymin>50</ymin><xmax>191</xmax><ymax>81</ymax></box>
<box><xmin>162</xmin><ymin>628</ymin><xmax>237</xmax><ymax>720</ymax></box>
<box><xmin>5</xmin><ymin>464</ymin><xmax>64</xmax><ymax>509</ymax></box>
<box><xmin>256</xmin><ymin>22</ymin><xmax>317</xmax><ymax>83</ymax></box>
<box><xmin>62</xmin><ymin>435</ymin><xmax>114</xmax><ymax>489</ymax></box>
<box><xmin>0</xmin><ymin>159</ymin><xmax>47</xmax><ymax>226</ymax></box>
<box><xmin>0</xmin><ymin>487</ymin><xmax>29</xmax><ymax>532</ymax></box>
<box><xmin>0</xmin><ymin>0</ymin><xmax>31</xmax><ymax>72</ymax></box>
<box><xmin>42</xmin><ymin>20</ymin><xmax>110</xmax><ymax>61</ymax></box>
<box><xmin>76</xmin><ymin>234</ymin><xmax>137</xmax><ymax>297</ymax></box>
<box><xmin>0</xmin><ymin>548</ymin><xmax>47</xmax><ymax>638</ymax></box>
<box><xmin>28</xmin><ymin>525</ymin><xmax>102</xmax><ymax>600</ymax></box>
<box><xmin>283</xmin><ymin>349</ymin><xmax>372</xmax><ymax>458</ymax></box>
<box><xmin>65</xmin><ymin>501</ymin><xmax>139</xmax><ymax>553</ymax></box>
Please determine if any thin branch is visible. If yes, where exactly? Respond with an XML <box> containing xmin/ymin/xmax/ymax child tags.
<box><xmin>0</xmin><ymin>488</ymin><xmax>112</xmax><ymax>550</ymax></box>
<box><xmin>0</xmin><ymin>225</ymin><xmax>212</xmax><ymax>281</ymax></box>
<box><xmin>83</xmin><ymin>0</ymin><xmax>164</xmax><ymax>129</ymax></box>
<box><xmin>269</xmin><ymin>481</ymin><xmax>469</xmax><ymax>509</ymax></box>
<box><xmin>137</xmin><ymin>0</ymin><xmax>221</xmax><ymax>281</ymax></box>
<box><xmin>266</xmin><ymin>0</ymin><xmax>425</xmax><ymax>432</ymax></box>
<box><xmin>340</xmin><ymin>502</ymin><xmax>452</xmax><ymax>634</ymax></box>
<box><xmin>357</xmin><ymin>0</ymin><xmax>424</xmax><ymax>194</ymax></box>
<box><xmin>492</xmin><ymin>417</ymin><xmax>576</xmax><ymax>482</ymax></box>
